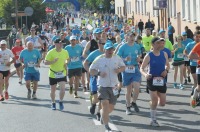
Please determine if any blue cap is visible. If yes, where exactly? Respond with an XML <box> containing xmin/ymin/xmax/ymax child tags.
<box><xmin>104</xmin><ymin>42</ymin><xmax>114</xmax><ymax>50</ymax></box>
<box><xmin>41</xmin><ymin>31</ymin><xmax>45</xmax><ymax>34</ymax></box>
<box><xmin>93</xmin><ymin>28</ymin><xmax>102</xmax><ymax>34</ymax></box>
<box><xmin>182</xmin><ymin>32</ymin><xmax>187</xmax><ymax>36</ymax></box>
<box><xmin>159</xmin><ymin>29</ymin><xmax>165</xmax><ymax>34</ymax></box>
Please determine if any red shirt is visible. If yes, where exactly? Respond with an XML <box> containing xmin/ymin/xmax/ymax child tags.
<box><xmin>11</xmin><ymin>46</ymin><xmax>24</xmax><ymax>60</ymax></box>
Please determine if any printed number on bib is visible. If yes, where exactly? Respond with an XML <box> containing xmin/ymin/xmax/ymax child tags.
<box><xmin>184</xmin><ymin>56</ymin><xmax>189</xmax><ymax>61</ymax></box>
<box><xmin>71</xmin><ymin>57</ymin><xmax>79</xmax><ymax>62</ymax></box>
<box><xmin>177</xmin><ymin>53</ymin><xmax>184</xmax><ymax>59</ymax></box>
<box><xmin>196</xmin><ymin>68</ymin><xmax>200</xmax><ymax>74</ymax></box>
<box><xmin>112</xmin><ymin>87</ymin><xmax>119</xmax><ymax>96</ymax></box>
<box><xmin>125</xmin><ymin>66</ymin><xmax>135</xmax><ymax>73</ymax></box>
<box><xmin>153</xmin><ymin>77</ymin><xmax>164</xmax><ymax>86</ymax></box>
<box><xmin>27</xmin><ymin>62</ymin><xmax>35</xmax><ymax>67</ymax></box>
<box><xmin>54</xmin><ymin>72</ymin><xmax>64</xmax><ymax>79</ymax></box>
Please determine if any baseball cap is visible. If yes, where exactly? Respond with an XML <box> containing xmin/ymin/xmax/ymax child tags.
<box><xmin>152</xmin><ymin>37</ymin><xmax>161</xmax><ymax>44</ymax></box>
<box><xmin>104</xmin><ymin>42</ymin><xmax>114</xmax><ymax>50</ymax></box>
<box><xmin>41</xmin><ymin>31</ymin><xmax>46</xmax><ymax>35</ymax></box>
<box><xmin>70</xmin><ymin>36</ymin><xmax>77</xmax><ymax>41</ymax></box>
<box><xmin>54</xmin><ymin>39</ymin><xmax>61</xmax><ymax>44</ymax></box>
<box><xmin>152</xmin><ymin>30</ymin><xmax>156</xmax><ymax>33</ymax></box>
<box><xmin>182</xmin><ymin>32</ymin><xmax>187</xmax><ymax>36</ymax></box>
<box><xmin>159</xmin><ymin>29</ymin><xmax>165</xmax><ymax>34</ymax></box>
<box><xmin>160</xmin><ymin>38</ymin><xmax>165</xmax><ymax>41</ymax></box>
<box><xmin>93</xmin><ymin>28</ymin><xmax>102</xmax><ymax>34</ymax></box>
<box><xmin>0</xmin><ymin>40</ymin><xmax>7</xmax><ymax>45</ymax></box>
<box><xmin>15</xmin><ymin>39</ymin><xmax>21</xmax><ymax>43</ymax></box>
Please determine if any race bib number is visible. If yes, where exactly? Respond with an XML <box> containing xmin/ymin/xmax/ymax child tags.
<box><xmin>71</xmin><ymin>57</ymin><xmax>79</xmax><ymax>62</ymax></box>
<box><xmin>54</xmin><ymin>72</ymin><xmax>64</xmax><ymax>78</ymax></box>
<box><xmin>16</xmin><ymin>59</ymin><xmax>21</xmax><ymax>64</ymax></box>
<box><xmin>125</xmin><ymin>66</ymin><xmax>135</xmax><ymax>73</ymax></box>
<box><xmin>27</xmin><ymin>62</ymin><xmax>35</xmax><ymax>67</ymax></box>
<box><xmin>152</xmin><ymin>77</ymin><xmax>164</xmax><ymax>86</ymax></box>
<box><xmin>0</xmin><ymin>61</ymin><xmax>5</xmax><ymax>65</ymax></box>
<box><xmin>177</xmin><ymin>53</ymin><xmax>184</xmax><ymax>59</ymax></box>
<box><xmin>184</xmin><ymin>56</ymin><xmax>189</xmax><ymax>61</ymax></box>
<box><xmin>196</xmin><ymin>68</ymin><xmax>200</xmax><ymax>74</ymax></box>
<box><xmin>112</xmin><ymin>87</ymin><xmax>119</xmax><ymax>96</ymax></box>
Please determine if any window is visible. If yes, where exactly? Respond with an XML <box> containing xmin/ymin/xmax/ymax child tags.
<box><xmin>117</xmin><ymin>7</ymin><xmax>119</xmax><ymax>15</ymax></box>
<box><xmin>144</xmin><ymin>0</ymin><xmax>146</xmax><ymax>15</ymax></box>
<box><xmin>193</xmin><ymin>0</ymin><xmax>197</xmax><ymax>21</ymax></box>
<box><xmin>173</xmin><ymin>0</ymin><xmax>176</xmax><ymax>17</ymax></box>
<box><xmin>188</xmin><ymin>0</ymin><xmax>190</xmax><ymax>20</ymax></box>
<box><xmin>135</xmin><ymin>0</ymin><xmax>138</xmax><ymax>14</ymax></box>
<box><xmin>182</xmin><ymin>0</ymin><xmax>185</xmax><ymax>18</ymax></box>
<box><xmin>141</xmin><ymin>1</ymin><xmax>143</xmax><ymax>14</ymax></box>
<box><xmin>137</xmin><ymin>1</ymin><xmax>139</xmax><ymax>14</ymax></box>
<box><xmin>120</xmin><ymin>7</ymin><xmax>121</xmax><ymax>16</ymax></box>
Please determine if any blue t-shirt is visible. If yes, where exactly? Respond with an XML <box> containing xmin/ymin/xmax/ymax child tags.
<box><xmin>65</xmin><ymin>36</ymin><xmax>70</xmax><ymax>41</ymax></box>
<box><xmin>52</xmin><ymin>35</ymin><xmax>60</xmax><ymax>42</ymax></box>
<box><xmin>168</xmin><ymin>25</ymin><xmax>173</xmax><ymax>35</ymax></box>
<box><xmin>185</xmin><ymin>41</ymin><xmax>197</xmax><ymax>66</ymax></box>
<box><xmin>48</xmin><ymin>45</ymin><xmax>55</xmax><ymax>51</ymax></box>
<box><xmin>65</xmin><ymin>44</ymin><xmax>83</xmax><ymax>69</ymax></box>
<box><xmin>117</xmin><ymin>43</ymin><xmax>141</xmax><ymax>66</ymax></box>
<box><xmin>120</xmin><ymin>33</ymin><xmax>125</xmax><ymax>40</ymax></box>
<box><xmin>162</xmin><ymin>48</ymin><xmax>172</xmax><ymax>59</ymax></box>
<box><xmin>72</xmin><ymin>29</ymin><xmax>80</xmax><ymax>35</ymax></box>
<box><xmin>181</xmin><ymin>38</ymin><xmax>193</xmax><ymax>47</ymax></box>
<box><xmin>86</xmin><ymin>49</ymin><xmax>103</xmax><ymax>63</ymax></box>
<box><xmin>20</xmin><ymin>49</ymin><xmax>41</xmax><ymax>73</ymax></box>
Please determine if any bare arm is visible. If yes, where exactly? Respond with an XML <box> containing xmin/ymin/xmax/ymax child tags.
<box><xmin>82</xmin><ymin>41</ymin><xmax>91</xmax><ymax>58</ymax></box>
<box><xmin>83</xmin><ymin>60</ymin><xmax>90</xmax><ymax>72</ymax></box>
<box><xmin>189</xmin><ymin>52</ymin><xmax>200</xmax><ymax>60</ymax></box>
<box><xmin>140</xmin><ymin>54</ymin><xmax>150</xmax><ymax>78</ymax></box>
<box><xmin>89</xmin><ymin>68</ymin><xmax>98</xmax><ymax>76</ymax></box>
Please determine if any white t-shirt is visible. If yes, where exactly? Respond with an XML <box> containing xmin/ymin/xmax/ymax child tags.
<box><xmin>0</xmin><ymin>49</ymin><xmax>14</xmax><ymax>71</ymax></box>
<box><xmin>90</xmin><ymin>54</ymin><xmax>125</xmax><ymax>87</ymax></box>
<box><xmin>26</xmin><ymin>36</ymin><xmax>41</xmax><ymax>48</ymax></box>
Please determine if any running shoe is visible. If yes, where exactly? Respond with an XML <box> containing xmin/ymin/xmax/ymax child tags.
<box><xmin>184</xmin><ymin>79</ymin><xmax>187</xmax><ymax>85</ymax></box>
<box><xmin>83</xmin><ymin>87</ymin><xmax>87</xmax><ymax>92</ymax></box>
<box><xmin>51</xmin><ymin>103</ymin><xmax>56</xmax><ymax>110</ymax></box>
<box><xmin>179</xmin><ymin>84</ymin><xmax>184</xmax><ymax>90</ymax></box>
<box><xmin>32</xmin><ymin>93</ymin><xmax>37</xmax><ymax>99</ymax></box>
<box><xmin>69</xmin><ymin>87</ymin><xmax>73</xmax><ymax>95</ymax></box>
<box><xmin>105</xmin><ymin>125</ymin><xmax>112</xmax><ymax>131</ymax></box>
<box><xmin>0</xmin><ymin>95</ymin><xmax>4</xmax><ymax>101</ymax></box>
<box><xmin>90</xmin><ymin>104</ymin><xmax>96</xmax><ymax>115</ymax></box>
<box><xmin>173</xmin><ymin>83</ymin><xmax>177</xmax><ymax>89</ymax></box>
<box><xmin>96</xmin><ymin>112</ymin><xmax>101</xmax><ymax>121</ymax></box>
<box><xmin>150</xmin><ymin>120</ymin><xmax>160</xmax><ymax>127</ymax></box>
<box><xmin>5</xmin><ymin>92</ymin><xmax>9</xmax><ymax>100</ymax></box>
<box><xmin>59</xmin><ymin>101</ymin><xmax>64</xmax><ymax>111</ymax></box>
<box><xmin>74</xmin><ymin>92</ymin><xmax>78</xmax><ymax>98</ymax></box>
<box><xmin>188</xmin><ymin>76</ymin><xmax>191</xmax><ymax>83</ymax></box>
<box><xmin>132</xmin><ymin>102</ymin><xmax>140</xmax><ymax>112</ymax></box>
<box><xmin>126</xmin><ymin>107</ymin><xmax>132</xmax><ymax>115</ymax></box>
<box><xmin>191</xmin><ymin>97</ymin><xmax>196</xmax><ymax>108</ymax></box>
<box><xmin>27</xmin><ymin>90</ymin><xmax>31</xmax><ymax>99</ymax></box>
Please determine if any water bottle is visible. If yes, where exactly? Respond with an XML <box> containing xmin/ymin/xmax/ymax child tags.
<box><xmin>127</xmin><ymin>52</ymin><xmax>131</xmax><ymax>65</ymax></box>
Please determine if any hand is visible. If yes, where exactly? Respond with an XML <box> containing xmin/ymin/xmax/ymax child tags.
<box><xmin>54</xmin><ymin>58</ymin><xmax>59</xmax><ymax>63</ymax></box>
<box><xmin>161</xmin><ymin>70</ymin><xmax>168</xmax><ymax>78</ymax></box>
<box><xmin>145</xmin><ymin>73</ymin><xmax>152</xmax><ymax>80</ymax></box>
<box><xmin>5</xmin><ymin>62</ymin><xmax>11</xmax><ymax>66</ymax></box>
<box><xmin>114</xmin><ymin>68</ymin><xmax>120</xmax><ymax>74</ymax></box>
<box><xmin>125</xmin><ymin>56</ymin><xmax>131</xmax><ymax>61</ymax></box>
<box><xmin>99</xmin><ymin>72</ymin><xmax>107</xmax><ymax>78</ymax></box>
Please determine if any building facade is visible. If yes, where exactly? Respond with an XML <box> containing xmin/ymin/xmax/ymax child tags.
<box><xmin>115</xmin><ymin>0</ymin><xmax>200</xmax><ymax>35</ymax></box>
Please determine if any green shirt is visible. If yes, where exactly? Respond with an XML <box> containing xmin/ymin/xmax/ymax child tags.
<box><xmin>45</xmin><ymin>49</ymin><xmax>69</xmax><ymax>78</ymax></box>
<box><xmin>142</xmin><ymin>35</ymin><xmax>154</xmax><ymax>52</ymax></box>
<box><xmin>165</xmin><ymin>39</ymin><xmax>174</xmax><ymax>51</ymax></box>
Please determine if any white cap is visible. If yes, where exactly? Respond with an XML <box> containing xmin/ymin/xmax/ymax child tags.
<box><xmin>0</xmin><ymin>40</ymin><xmax>7</xmax><ymax>45</ymax></box>
<box><xmin>152</xmin><ymin>30</ymin><xmax>156</xmax><ymax>33</ymax></box>
<box><xmin>70</xmin><ymin>36</ymin><xmax>77</xmax><ymax>41</ymax></box>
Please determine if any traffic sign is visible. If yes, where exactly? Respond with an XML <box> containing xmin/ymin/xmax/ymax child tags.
<box><xmin>110</xmin><ymin>1</ymin><xmax>115</xmax><ymax>5</ymax></box>
<box><xmin>24</xmin><ymin>7</ymin><xmax>33</xmax><ymax>16</ymax></box>
<box><xmin>11</xmin><ymin>12</ymin><xmax>27</xmax><ymax>17</ymax></box>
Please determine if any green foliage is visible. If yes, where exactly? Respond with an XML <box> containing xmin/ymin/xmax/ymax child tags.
<box><xmin>0</xmin><ymin>0</ymin><xmax>47</xmax><ymax>29</ymax></box>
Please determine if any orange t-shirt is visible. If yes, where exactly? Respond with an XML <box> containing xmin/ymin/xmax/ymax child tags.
<box><xmin>191</xmin><ymin>42</ymin><xmax>200</xmax><ymax>65</ymax></box>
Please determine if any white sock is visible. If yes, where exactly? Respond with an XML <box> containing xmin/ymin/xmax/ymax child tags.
<box><xmin>150</xmin><ymin>109</ymin><xmax>156</xmax><ymax>121</ymax></box>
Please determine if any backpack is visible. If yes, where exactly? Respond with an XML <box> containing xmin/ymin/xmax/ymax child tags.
<box><xmin>172</xmin><ymin>26</ymin><xmax>175</xmax><ymax>33</ymax></box>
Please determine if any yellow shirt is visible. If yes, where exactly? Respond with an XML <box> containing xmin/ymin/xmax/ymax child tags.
<box><xmin>165</xmin><ymin>39</ymin><xmax>174</xmax><ymax>51</ymax></box>
<box><xmin>45</xmin><ymin>49</ymin><xmax>69</xmax><ymax>78</ymax></box>
<box><xmin>142</xmin><ymin>35</ymin><xmax>154</xmax><ymax>52</ymax></box>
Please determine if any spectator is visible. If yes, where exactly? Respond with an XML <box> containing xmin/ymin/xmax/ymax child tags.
<box><xmin>168</xmin><ymin>22</ymin><xmax>175</xmax><ymax>45</ymax></box>
<box><xmin>185</xmin><ymin>26</ymin><xmax>194</xmax><ymax>40</ymax></box>
<box><xmin>145</xmin><ymin>19</ymin><xmax>151</xmax><ymax>29</ymax></box>
<box><xmin>138</xmin><ymin>19</ymin><xmax>144</xmax><ymax>36</ymax></box>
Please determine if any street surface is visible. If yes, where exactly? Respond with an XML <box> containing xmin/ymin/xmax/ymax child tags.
<box><xmin>0</xmin><ymin>63</ymin><xmax>200</xmax><ymax>132</ymax></box>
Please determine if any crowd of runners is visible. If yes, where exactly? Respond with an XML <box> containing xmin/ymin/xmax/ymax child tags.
<box><xmin>1</xmin><ymin>9</ymin><xmax>200</xmax><ymax>131</ymax></box>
